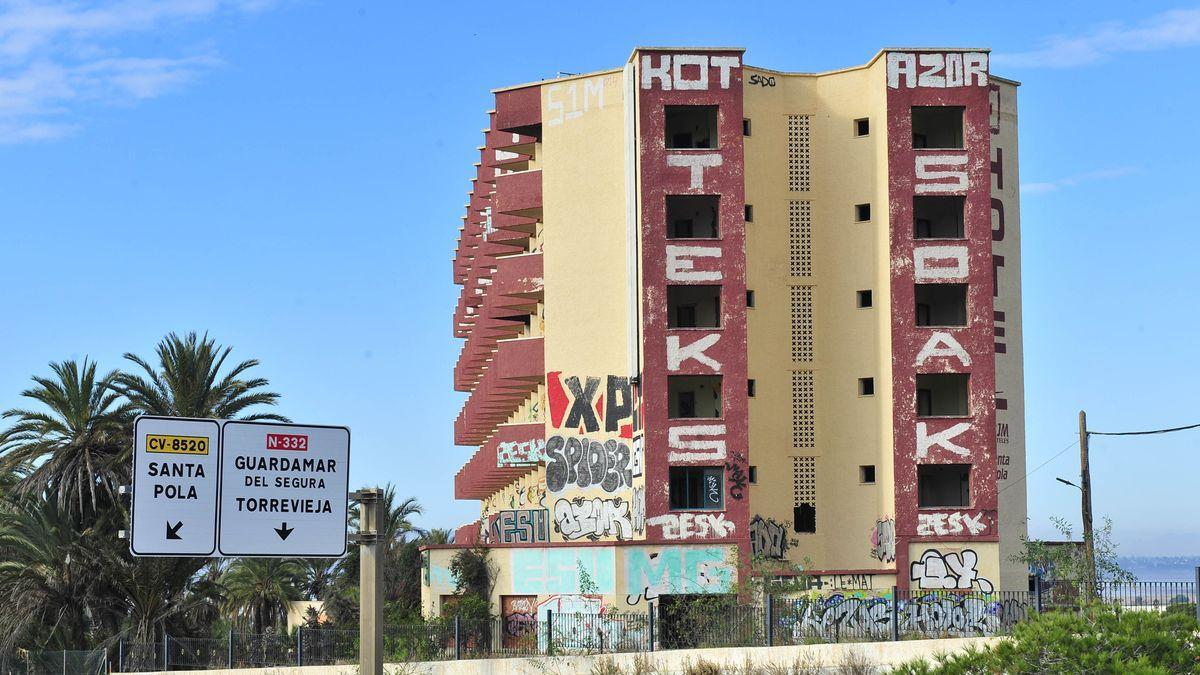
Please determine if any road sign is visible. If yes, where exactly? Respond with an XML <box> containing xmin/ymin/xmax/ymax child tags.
<box><xmin>130</xmin><ymin>416</ymin><xmax>220</xmax><ymax>556</ymax></box>
<box><xmin>218</xmin><ymin>421</ymin><xmax>350</xmax><ymax>557</ymax></box>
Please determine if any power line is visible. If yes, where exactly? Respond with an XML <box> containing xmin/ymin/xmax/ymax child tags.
<box><xmin>999</xmin><ymin>437</ymin><xmax>1078</xmax><ymax>494</ymax></box>
<box><xmin>1089</xmin><ymin>421</ymin><xmax>1200</xmax><ymax>436</ymax></box>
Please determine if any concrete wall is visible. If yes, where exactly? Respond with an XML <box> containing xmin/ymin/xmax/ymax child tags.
<box><xmin>126</xmin><ymin>637</ymin><xmax>997</xmax><ymax>675</ymax></box>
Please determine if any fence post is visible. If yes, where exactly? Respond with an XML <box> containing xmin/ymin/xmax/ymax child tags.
<box><xmin>647</xmin><ymin>603</ymin><xmax>655</xmax><ymax>652</ymax></box>
<box><xmin>765</xmin><ymin>593</ymin><xmax>774</xmax><ymax>647</ymax></box>
<box><xmin>1194</xmin><ymin>566</ymin><xmax>1199</xmax><ymax>624</ymax></box>
<box><xmin>227</xmin><ymin>629</ymin><xmax>233</xmax><ymax>669</ymax></box>
<box><xmin>453</xmin><ymin>616</ymin><xmax>461</xmax><ymax>661</ymax></box>
<box><xmin>1035</xmin><ymin>573</ymin><xmax>1044</xmax><ymax>614</ymax></box>
<box><xmin>162</xmin><ymin>633</ymin><xmax>169</xmax><ymax>672</ymax></box>
<box><xmin>296</xmin><ymin>627</ymin><xmax>302</xmax><ymax>667</ymax></box>
<box><xmin>62</xmin><ymin>650</ymin><xmax>67</xmax><ymax>675</ymax></box>
<box><xmin>545</xmin><ymin>609</ymin><xmax>554</xmax><ymax>656</ymax></box>
<box><xmin>891</xmin><ymin>586</ymin><xmax>900</xmax><ymax>642</ymax></box>
<box><xmin>118</xmin><ymin>639</ymin><xmax>124</xmax><ymax>673</ymax></box>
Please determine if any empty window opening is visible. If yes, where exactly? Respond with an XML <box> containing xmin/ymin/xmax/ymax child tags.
<box><xmin>915</xmin><ymin>283</ymin><xmax>967</xmax><ymax>327</ymax></box>
<box><xmin>860</xmin><ymin>465</ymin><xmax>876</xmax><ymax>484</ymax></box>
<box><xmin>858</xmin><ymin>377</ymin><xmax>875</xmax><ymax>396</ymax></box>
<box><xmin>748</xmin><ymin>466</ymin><xmax>758</xmax><ymax>484</ymax></box>
<box><xmin>918</xmin><ymin>464</ymin><xmax>970</xmax><ymax>507</ymax></box>
<box><xmin>747</xmin><ymin>379</ymin><xmax>756</xmax><ymax>397</ymax></box>
<box><xmin>746</xmin><ymin>290</ymin><xmax>755</xmax><ymax>308</ymax></box>
<box><xmin>914</xmin><ymin>196</ymin><xmax>965</xmax><ymax>239</ymax></box>
<box><xmin>916</xmin><ymin>373</ymin><xmax>969</xmax><ymax>417</ymax></box>
<box><xmin>667</xmin><ymin>195</ymin><xmax>719</xmax><ymax>239</ymax></box>
<box><xmin>857</xmin><ymin>289</ymin><xmax>873</xmax><ymax>308</ymax></box>
<box><xmin>854</xmin><ymin>118</ymin><xmax>870</xmax><ymax>137</ymax></box>
<box><xmin>744</xmin><ymin>204</ymin><xmax>754</xmax><ymax>222</ymax></box>
<box><xmin>666</xmin><ymin>105</ymin><xmax>719</xmax><ymax>149</ymax></box>
<box><xmin>912</xmin><ymin>106</ymin><xmax>964</xmax><ymax>149</ymax></box>
<box><xmin>669</xmin><ymin>466</ymin><xmax>724</xmax><ymax>510</ymax></box>
<box><xmin>794</xmin><ymin>505</ymin><xmax>816</xmax><ymax>533</ymax></box>
<box><xmin>669</xmin><ymin>375</ymin><xmax>722</xmax><ymax>419</ymax></box>
<box><xmin>743</xmin><ymin>118</ymin><xmax>752</xmax><ymax>136</ymax></box>
<box><xmin>792</xmin><ymin>456</ymin><xmax>816</xmax><ymax>534</ymax></box>
<box><xmin>668</xmin><ymin>285</ymin><xmax>721</xmax><ymax>328</ymax></box>
<box><xmin>855</xmin><ymin>203</ymin><xmax>871</xmax><ymax>222</ymax></box>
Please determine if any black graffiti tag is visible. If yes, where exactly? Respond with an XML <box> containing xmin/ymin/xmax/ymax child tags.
<box><xmin>563</xmin><ymin>376</ymin><xmax>601</xmax><ymax>432</ymax></box>
<box><xmin>545</xmin><ymin>436</ymin><xmax>633</xmax><ymax>493</ymax></box>
<box><xmin>725</xmin><ymin>461</ymin><xmax>747</xmax><ymax>500</ymax></box>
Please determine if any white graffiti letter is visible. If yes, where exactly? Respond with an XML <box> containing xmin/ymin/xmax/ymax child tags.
<box><xmin>665</xmin><ymin>245</ymin><xmax>722</xmax><ymax>282</ymax></box>
<box><xmin>672</xmin><ymin>54</ymin><xmax>708</xmax><ymax>90</ymax></box>
<box><xmin>915</xmin><ymin>155</ymin><xmax>968</xmax><ymax>194</ymax></box>
<box><xmin>668</xmin><ymin>425</ymin><xmax>726</xmax><ymax>462</ymax></box>
<box><xmin>641</xmin><ymin>55</ymin><xmax>671</xmax><ymax>90</ymax></box>
<box><xmin>914</xmin><ymin>246</ymin><xmax>969</xmax><ymax>281</ymax></box>
<box><xmin>916</xmin><ymin>422</ymin><xmax>971</xmax><ymax>458</ymax></box>
<box><xmin>667</xmin><ymin>333</ymin><xmax>722</xmax><ymax>372</ymax></box>
<box><xmin>887</xmin><ymin>52</ymin><xmax>917</xmax><ymax>89</ymax></box>
<box><xmin>964</xmin><ymin>53</ymin><xmax>988</xmax><ymax>86</ymax></box>
<box><xmin>710</xmin><ymin>56</ymin><xmax>740</xmax><ymax>89</ymax></box>
<box><xmin>666</xmin><ymin>153</ymin><xmax>723</xmax><ymax>189</ymax></box>
<box><xmin>914</xmin><ymin>332</ymin><xmax>972</xmax><ymax>367</ymax></box>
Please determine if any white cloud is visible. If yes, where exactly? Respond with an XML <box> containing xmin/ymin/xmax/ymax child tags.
<box><xmin>1022</xmin><ymin>166</ymin><xmax>1138</xmax><ymax>195</ymax></box>
<box><xmin>0</xmin><ymin>1</ymin><xmax>275</xmax><ymax>143</ymax></box>
<box><xmin>994</xmin><ymin>8</ymin><xmax>1200</xmax><ymax>68</ymax></box>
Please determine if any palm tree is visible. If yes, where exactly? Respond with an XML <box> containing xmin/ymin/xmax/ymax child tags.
<box><xmin>221</xmin><ymin>559</ymin><xmax>304</xmax><ymax>633</ymax></box>
<box><xmin>111</xmin><ymin>332</ymin><xmax>287</xmax><ymax>421</ymax></box>
<box><xmin>0</xmin><ymin>359</ymin><xmax>131</xmax><ymax>515</ymax></box>
<box><xmin>0</xmin><ymin>494</ymin><xmax>95</xmax><ymax>651</ymax></box>
<box><xmin>299</xmin><ymin>559</ymin><xmax>336</xmax><ymax>601</ymax></box>
<box><xmin>418</xmin><ymin>528</ymin><xmax>455</xmax><ymax>545</ymax></box>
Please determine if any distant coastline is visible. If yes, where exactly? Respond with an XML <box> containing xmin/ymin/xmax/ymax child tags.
<box><xmin>1119</xmin><ymin>556</ymin><xmax>1200</xmax><ymax>582</ymax></box>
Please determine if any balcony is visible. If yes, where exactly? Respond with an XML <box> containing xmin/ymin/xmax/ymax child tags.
<box><xmin>454</xmin><ymin>422</ymin><xmax>543</xmax><ymax>499</ymax></box>
<box><xmin>494</xmin><ymin>169</ymin><xmax>542</xmax><ymax>220</ymax></box>
<box><xmin>454</xmin><ymin>253</ymin><xmax>543</xmax><ymax>392</ymax></box>
<box><xmin>454</xmin><ymin>336</ymin><xmax>544</xmax><ymax>446</ymax></box>
<box><xmin>494</xmin><ymin>86</ymin><xmax>541</xmax><ymax>136</ymax></box>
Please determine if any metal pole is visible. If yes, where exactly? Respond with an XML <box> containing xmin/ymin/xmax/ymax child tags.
<box><xmin>162</xmin><ymin>633</ymin><xmax>168</xmax><ymax>672</ymax></box>
<box><xmin>226</xmin><ymin>629</ymin><xmax>233</xmax><ymax>669</ymax></box>
<box><xmin>118</xmin><ymin>639</ymin><xmax>124</xmax><ymax>673</ymax></box>
<box><xmin>1035</xmin><ymin>572</ymin><xmax>1044</xmax><ymax>613</ymax></box>
<box><xmin>647</xmin><ymin>603</ymin><xmax>654</xmax><ymax>652</ymax></box>
<box><xmin>356</xmin><ymin>488</ymin><xmax>383</xmax><ymax>675</ymax></box>
<box><xmin>1079</xmin><ymin>411</ymin><xmax>1097</xmax><ymax>592</ymax></box>
<box><xmin>891</xmin><ymin>586</ymin><xmax>900</xmax><ymax>641</ymax></box>
<box><xmin>453</xmin><ymin>616</ymin><xmax>461</xmax><ymax>661</ymax></box>
<box><xmin>1195</xmin><ymin>566</ymin><xmax>1199</xmax><ymax>624</ymax></box>
<box><xmin>545</xmin><ymin>609</ymin><xmax>554</xmax><ymax>656</ymax></box>
<box><xmin>765</xmin><ymin>593</ymin><xmax>774</xmax><ymax>647</ymax></box>
<box><xmin>296</xmin><ymin>627</ymin><xmax>302</xmax><ymax>667</ymax></box>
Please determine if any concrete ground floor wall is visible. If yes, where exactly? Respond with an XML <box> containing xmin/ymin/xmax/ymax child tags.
<box><xmin>125</xmin><ymin>637</ymin><xmax>997</xmax><ymax>674</ymax></box>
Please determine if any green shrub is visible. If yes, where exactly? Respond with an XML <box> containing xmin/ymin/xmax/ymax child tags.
<box><xmin>892</xmin><ymin>604</ymin><xmax>1200</xmax><ymax>674</ymax></box>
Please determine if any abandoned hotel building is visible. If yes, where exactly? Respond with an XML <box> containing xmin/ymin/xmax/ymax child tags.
<box><xmin>426</xmin><ymin>47</ymin><xmax>1026</xmax><ymax>627</ymax></box>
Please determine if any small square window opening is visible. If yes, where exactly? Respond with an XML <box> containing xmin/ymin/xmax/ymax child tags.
<box><xmin>858</xmin><ymin>377</ymin><xmax>875</xmax><ymax>396</ymax></box>
<box><xmin>855</xmin><ymin>203</ymin><xmax>871</xmax><ymax>222</ymax></box>
<box><xmin>856</xmin><ymin>290</ymin><xmax>873</xmax><ymax>308</ymax></box>
<box><xmin>854</xmin><ymin>118</ymin><xmax>870</xmax><ymax>137</ymax></box>
<box><xmin>859</xmin><ymin>465</ymin><xmax>876</xmax><ymax>484</ymax></box>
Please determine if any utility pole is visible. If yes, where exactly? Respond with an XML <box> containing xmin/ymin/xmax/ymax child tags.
<box><xmin>351</xmin><ymin>488</ymin><xmax>383</xmax><ymax>675</ymax></box>
<box><xmin>1078</xmin><ymin>411</ymin><xmax>1097</xmax><ymax>591</ymax></box>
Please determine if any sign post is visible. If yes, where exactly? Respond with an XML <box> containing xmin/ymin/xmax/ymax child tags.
<box><xmin>353</xmin><ymin>488</ymin><xmax>383</xmax><ymax>675</ymax></box>
<box><xmin>130</xmin><ymin>416</ymin><xmax>220</xmax><ymax>556</ymax></box>
<box><xmin>218</xmin><ymin>422</ymin><xmax>350</xmax><ymax>557</ymax></box>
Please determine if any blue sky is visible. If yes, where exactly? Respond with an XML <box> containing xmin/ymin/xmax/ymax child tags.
<box><xmin>1</xmin><ymin>0</ymin><xmax>1198</xmax><ymax>555</ymax></box>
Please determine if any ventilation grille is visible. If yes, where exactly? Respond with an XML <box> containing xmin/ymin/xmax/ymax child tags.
<box><xmin>788</xmin><ymin>201</ymin><xmax>812</xmax><ymax>277</ymax></box>
<box><xmin>792</xmin><ymin>456</ymin><xmax>816</xmax><ymax>505</ymax></box>
<box><xmin>790</xmin><ymin>286</ymin><xmax>814</xmax><ymax>362</ymax></box>
<box><xmin>787</xmin><ymin>115</ymin><xmax>812</xmax><ymax>192</ymax></box>
<box><xmin>791</xmin><ymin>370</ymin><xmax>815</xmax><ymax>448</ymax></box>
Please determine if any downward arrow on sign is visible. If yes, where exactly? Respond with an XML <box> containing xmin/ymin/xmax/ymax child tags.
<box><xmin>166</xmin><ymin>521</ymin><xmax>183</xmax><ymax>540</ymax></box>
<box><xmin>275</xmin><ymin>522</ymin><xmax>294</xmax><ymax>540</ymax></box>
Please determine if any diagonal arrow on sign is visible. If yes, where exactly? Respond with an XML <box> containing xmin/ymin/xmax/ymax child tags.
<box><xmin>274</xmin><ymin>522</ymin><xmax>294</xmax><ymax>540</ymax></box>
<box><xmin>166</xmin><ymin>521</ymin><xmax>183</xmax><ymax>540</ymax></box>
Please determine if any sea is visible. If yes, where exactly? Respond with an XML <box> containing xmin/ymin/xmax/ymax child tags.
<box><xmin>1119</xmin><ymin>556</ymin><xmax>1200</xmax><ymax>582</ymax></box>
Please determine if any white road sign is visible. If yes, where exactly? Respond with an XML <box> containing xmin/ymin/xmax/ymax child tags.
<box><xmin>218</xmin><ymin>421</ymin><xmax>350</xmax><ymax>557</ymax></box>
<box><xmin>130</xmin><ymin>416</ymin><xmax>221</xmax><ymax>556</ymax></box>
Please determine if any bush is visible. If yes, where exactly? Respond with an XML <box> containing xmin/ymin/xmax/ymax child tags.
<box><xmin>892</xmin><ymin>604</ymin><xmax>1200</xmax><ymax>674</ymax></box>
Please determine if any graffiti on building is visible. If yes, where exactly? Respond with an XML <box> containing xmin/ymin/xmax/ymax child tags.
<box><xmin>497</xmin><ymin>438</ymin><xmax>546</xmax><ymax>467</ymax></box>
<box><xmin>553</xmin><ymin>496</ymin><xmax>635</xmax><ymax>541</ymax></box>
<box><xmin>917</xmin><ymin>421</ymin><xmax>972</xmax><ymax>459</ymax></box>
<box><xmin>513</xmin><ymin>477</ymin><xmax>546</xmax><ymax>509</ymax></box>
<box><xmin>631</xmin><ymin>485</ymin><xmax>645</xmax><ymax>534</ymax></box>
<box><xmin>544</xmin><ymin>435</ymin><xmax>635</xmax><ymax>493</ymax></box>
<box><xmin>910</xmin><ymin>548</ymin><xmax>994</xmax><ymax>593</ymax></box>
<box><xmin>501</xmin><ymin>596</ymin><xmax>537</xmax><ymax>648</ymax></box>
<box><xmin>484</xmin><ymin>509</ymin><xmax>550</xmax><ymax>544</ymax></box>
<box><xmin>886</xmin><ymin>52</ymin><xmax>988</xmax><ymax>89</ymax></box>
<box><xmin>806</xmin><ymin>574</ymin><xmax>876</xmax><ymax>591</ymax></box>
<box><xmin>870</xmin><ymin>518</ymin><xmax>896</xmax><ymax>563</ymax></box>
<box><xmin>914</xmin><ymin>154</ymin><xmax>969</xmax><ymax>194</ymax></box>
<box><xmin>640</xmin><ymin>53</ymin><xmax>741</xmax><ymax>91</ymax></box>
<box><xmin>914</xmin><ymin>332</ymin><xmax>971</xmax><ymax>367</ymax></box>
<box><xmin>535</xmin><ymin>594</ymin><xmax>646</xmax><ymax>651</ymax></box>
<box><xmin>777</xmin><ymin>591</ymin><xmax>1025</xmax><ymax>641</ymax></box>
<box><xmin>914</xmin><ymin>246</ymin><xmax>969</xmax><ymax>281</ymax></box>
<box><xmin>917</xmin><ymin>511</ymin><xmax>989</xmax><ymax>536</ymax></box>
<box><xmin>665</xmin><ymin>245</ymin><xmax>722</xmax><ymax>282</ymax></box>
<box><xmin>546</xmin><ymin>373</ymin><xmax>638</xmax><ymax>437</ymax></box>
<box><xmin>667</xmin><ymin>424</ymin><xmax>726</xmax><ymax>462</ymax></box>
<box><xmin>510</xmin><ymin>547</ymin><xmax>616</xmax><ymax>595</ymax></box>
<box><xmin>546</xmin><ymin>77</ymin><xmax>605</xmax><ymax>127</ymax></box>
<box><xmin>623</xmin><ymin>546</ymin><xmax>735</xmax><ymax>599</ymax></box>
<box><xmin>667</xmin><ymin>333</ymin><xmax>722</xmax><ymax>371</ymax></box>
<box><xmin>647</xmin><ymin>512</ymin><xmax>735</xmax><ymax>540</ymax></box>
<box><xmin>747</xmin><ymin>73</ymin><xmax>776</xmax><ymax>87</ymax></box>
<box><xmin>725</xmin><ymin>460</ymin><xmax>747</xmax><ymax>500</ymax></box>
<box><xmin>749</xmin><ymin>515</ymin><xmax>788</xmax><ymax>559</ymax></box>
